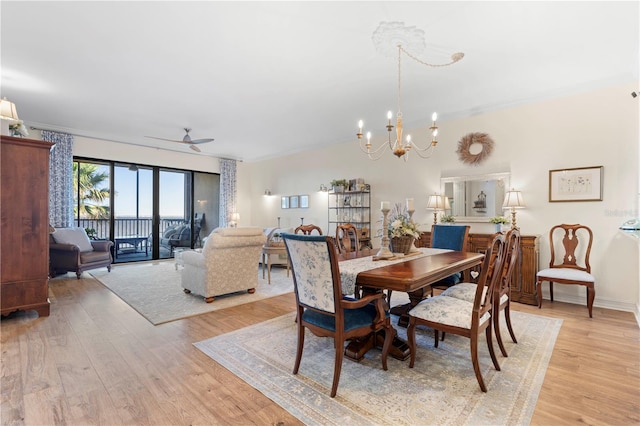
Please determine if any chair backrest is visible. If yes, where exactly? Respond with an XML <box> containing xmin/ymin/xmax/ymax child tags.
<box><xmin>295</xmin><ymin>224</ymin><xmax>323</xmax><ymax>235</ymax></box>
<box><xmin>473</xmin><ymin>233</ymin><xmax>506</xmax><ymax>315</ymax></box>
<box><xmin>431</xmin><ymin>224</ymin><xmax>470</xmax><ymax>251</ymax></box>
<box><xmin>497</xmin><ymin>229</ymin><xmax>520</xmax><ymax>301</ymax></box>
<box><xmin>283</xmin><ymin>233</ymin><xmax>341</xmax><ymax>314</ymax></box>
<box><xmin>548</xmin><ymin>224</ymin><xmax>593</xmax><ymax>272</ymax></box>
<box><xmin>335</xmin><ymin>223</ymin><xmax>359</xmax><ymax>254</ymax></box>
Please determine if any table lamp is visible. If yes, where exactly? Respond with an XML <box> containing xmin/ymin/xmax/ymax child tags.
<box><xmin>503</xmin><ymin>189</ymin><xmax>525</xmax><ymax>229</ymax></box>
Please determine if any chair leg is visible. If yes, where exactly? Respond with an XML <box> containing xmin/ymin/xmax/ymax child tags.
<box><xmin>504</xmin><ymin>304</ymin><xmax>518</xmax><ymax>344</ymax></box>
<box><xmin>536</xmin><ymin>279</ymin><xmax>543</xmax><ymax>309</ymax></box>
<box><xmin>470</xmin><ymin>333</ymin><xmax>487</xmax><ymax>392</ymax></box>
<box><xmin>330</xmin><ymin>338</ymin><xmax>344</xmax><ymax>398</ymax></box>
<box><xmin>380</xmin><ymin>325</ymin><xmax>395</xmax><ymax>371</ymax></box>
<box><xmin>485</xmin><ymin>323</ymin><xmax>501</xmax><ymax>372</ymax></box>
<box><xmin>549</xmin><ymin>281</ymin><xmax>554</xmax><ymax>301</ymax></box>
<box><xmin>494</xmin><ymin>308</ymin><xmax>508</xmax><ymax>357</ymax></box>
<box><xmin>407</xmin><ymin>319</ymin><xmax>417</xmax><ymax>368</ymax></box>
<box><xmin>434</xmin><ymin>329</ymin><xmax>440</xmax><ymax>348</ymax></box>
<box><xmin>587</xmin><ymin>283</ymin><xmax>595</xmax><ymax>318</ymax></box>
<box><xmin>293</xmin><ymin>322</ymin><xmax>305</xmax><ymax>375</ymax></box>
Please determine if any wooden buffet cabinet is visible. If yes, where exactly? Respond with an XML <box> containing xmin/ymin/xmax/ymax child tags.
<box><xmin>417</xmin><ymin>230</ymin><xmax>540</xmax><ymax>305</ymax></box>
<box><xmin>1</xmin><ymin>135</ymin><xmax>53</xmax><ymax>317</ymax></box>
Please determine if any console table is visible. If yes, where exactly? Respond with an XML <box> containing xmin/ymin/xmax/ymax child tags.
<box><xmin>416</xmin><ymin>230</ymin><xmax>540</xmax><ymax>305</ymax></box>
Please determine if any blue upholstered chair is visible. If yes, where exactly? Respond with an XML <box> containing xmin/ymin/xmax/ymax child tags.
<box><xmin>430</xmin><ymin>224</ymin><xmax>471</xmax><ymax>295</ymax></box>
<box><xmin>282</xmin><ymin>233</ymin><xmax>395</xmax><ymax>398</ymax></box>
<box><xmin>407</xmin><ymin>233</ymin><xmax>505</xmax><ymax>392</ymax></box>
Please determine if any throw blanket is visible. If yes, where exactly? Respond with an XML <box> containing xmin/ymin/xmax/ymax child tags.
<box><xmin>339</xmin><ymin>248</ymin><xmax>451</xmax><ymax>294</ymax></box>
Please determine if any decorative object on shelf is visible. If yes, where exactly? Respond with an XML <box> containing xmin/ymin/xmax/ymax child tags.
<box><xmin>489</xmin><ymin>216</ymin><xmax>510</xmax><ymax>232</ymax></box>
<box><xmin>330</xmin><ymin>179</ymin><xmax>348</xmax><ymax>192</ymax></box>
<box><xmin>441</xmin><ymin>215</ymin><xmax>456</xmax><ymax>224</ymax></box>
<box><xmin>318</xmin><ymin>184</ymin><xmax>328</xmax><ymax>192</ymax></box>
<box><xmin>502</xmin><ymin>189</ymin><xmax>525</xmax><ymax>229</ymax></box>
<box><xmin>8</xmin><ymin>120</ymin><xmax>29</xmax><ymax>137</ymax></box>
<box><xmin>456</xmin><ymin>132</ymin><xmax>495</xmax><ymax>165</ymax></box>
<box><xmin>426</xmin><ymin>194</ymin><xmax>450</xmax><ymax>225</ymax></box>
<box><xmin>548</xmin><ymin>166</ymin><xmax>603</xmax><ymax>202</ymax></box>
<box><xmin>356</xmin><ymin>22</ymin><xmax>463</xmax><ymax>161</ymax></box>
<box><xmin>0</xmin><ymin>97</ymin><xmax>20</xmax><ymax>136</ymax></box>
<box><xmin>473</xmin><ymin>190</ymin><xmax>487</xmax><ymax>211</ymax></box>
<box><xmin>377</xmin><ymin>201</ymin><xmax>394</xmax><ymax>259</ymax></box>
<box><xmin>264</xmin><ymin>189</ymin><xmax>272</xmax><ymax>196</ymax></box>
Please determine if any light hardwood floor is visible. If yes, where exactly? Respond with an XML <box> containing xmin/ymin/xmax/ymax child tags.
<box><xmin>1</xmin><ymin>272</ymin><xmax>639</xmax><ymax>425</ymax></box>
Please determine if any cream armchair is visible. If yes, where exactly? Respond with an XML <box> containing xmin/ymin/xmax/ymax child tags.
<box><xmin>181</xmin><ymin>227</ymin><xmax>266</xmax><ymax>302</ymax></box>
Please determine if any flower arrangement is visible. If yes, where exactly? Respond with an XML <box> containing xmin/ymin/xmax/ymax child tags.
<box><xmin>440</xmin><ymin>214</ymin><xmax>456</xmax><ymax>223</ymax></box>
<box><xmin>489</xmin><ymin>216</ymin><xmax>509</xmax><ymax>224</ymax></box>
<box><xmin>387</xmin><ymin>203</ymin><xmax>421</xmax><ymax>239</ymax></box>
<box><xmin>9</xmin><ymin>120</ymin><xmax>29</xmax><ymax>137</ymax></box>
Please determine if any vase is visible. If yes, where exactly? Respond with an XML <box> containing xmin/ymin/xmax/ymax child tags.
<box><xmin>390</xmin><ymin>235</ymin><xmax>414</xmax><ymax>255</ymax></box>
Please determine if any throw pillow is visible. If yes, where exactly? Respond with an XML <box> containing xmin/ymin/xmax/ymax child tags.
<box><xmin>52</xmin><ymin>227</ymin><xmax>94</xmax><ymax>252</ymax></box>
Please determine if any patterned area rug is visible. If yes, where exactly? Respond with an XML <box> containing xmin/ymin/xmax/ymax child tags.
<box><xmin>90</xmin><ymin>261</ymin><xmax>293</xmax><ymax>325</ymax></box>
<box><xmin>195</xmin><ymin>303</ymin><xmax>562</xmax><ymax>425</ymax></box>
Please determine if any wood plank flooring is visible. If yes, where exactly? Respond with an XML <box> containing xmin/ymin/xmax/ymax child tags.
<box><xmin>1</xmin><ymin>273</ymin><xmax>639</xmax><ymax>425</ymax></box>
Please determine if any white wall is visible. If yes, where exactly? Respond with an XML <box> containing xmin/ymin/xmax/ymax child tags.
<box><xmin>244</xmin><ymin>82</ymin><xmax>640</xmax><ymax>315</ymax></box>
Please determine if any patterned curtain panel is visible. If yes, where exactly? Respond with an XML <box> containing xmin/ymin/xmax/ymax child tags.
<box><xmin>219</xmin><ymin>158</ymin><xmax>237</xmax><ymax>228</ymax></box>
<box><xmin>43</xmin><ymin>131</ymin><xmax>74</xmax><ymax>228</ymax></box>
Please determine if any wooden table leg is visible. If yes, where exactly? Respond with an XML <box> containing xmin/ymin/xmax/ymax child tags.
<box><xmin>389</xmin><ymin>287</ymin><xmax>431</xmax><ymax>328</ymax></box>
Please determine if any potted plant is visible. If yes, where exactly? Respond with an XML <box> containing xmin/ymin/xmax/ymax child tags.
<box><xmin>489</xmin><ymin>216</ymin><xmax>510</xmax><ymax>232</ymax></box>
<box><xmin>330</xmin><ymin>179</ymin><xmax>348</xmax><ymax>193</ymax></box>
<box><xmin>440</xmin><ymin>215</ymin><xmax>456</xmax><ymax>224</ymax></box>
<box><xmin>388</xmin><ymin>203</ymin><xmax>421</xmax><ymax>254</ymax></box>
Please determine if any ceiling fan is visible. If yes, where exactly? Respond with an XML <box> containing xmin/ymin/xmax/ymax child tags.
<box><xmin>145</xmin><ymin>127</ymin><xmax>214</xmax><ymax>152</ymax></box>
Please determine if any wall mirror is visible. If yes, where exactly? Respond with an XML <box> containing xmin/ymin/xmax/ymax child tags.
<box><xmin>441</xmin><ymin>172</ymin><xmax>510</xmax><ymax>222</ymax></box>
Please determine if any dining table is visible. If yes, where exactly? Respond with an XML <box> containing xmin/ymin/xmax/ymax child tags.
<box><xmin>337</xmin><ymin>247</ymin><xmax>485</xmax><ymax>361</ymax></box>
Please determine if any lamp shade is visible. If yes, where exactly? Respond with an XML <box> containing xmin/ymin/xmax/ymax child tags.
<box><xmin>503</xmin><ymin>189</ymin><xmax>525</xmax><ymax>209</ymax></box>
<box><xmin>231</xmin><ymin>212</ymin><xmax>240</xmax><ymax>222</ymax></box>
<box><xmin>426</xmin><ymin>194</ymin><xmax>447</xmax><ymax>211</ymax></box>
<box><xmin>0</xmin><ymin>98</ymin><xmax>19</xmax><ymax>121</ymax></box>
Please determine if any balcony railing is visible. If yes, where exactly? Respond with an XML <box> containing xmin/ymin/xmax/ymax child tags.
<box><xmin>75</xmin><ymin>217</ymin><xmax>185</xmax><ymax>240</ymax></box>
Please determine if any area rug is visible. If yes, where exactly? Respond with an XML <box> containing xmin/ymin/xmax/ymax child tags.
<box><xmin>90</xmin><ymin>261</ymin><xmax>293</xmax><ymax>325</ymax></box>
<box><xmin>195</xmin><ymin>305</ymin><xmax>562</xmax><ymax>425</ymax></box>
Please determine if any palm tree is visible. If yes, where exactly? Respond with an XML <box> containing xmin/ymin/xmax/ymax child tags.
<box><xmin>73</xmin><ymin>162</ymin><xmax>110</xmax><ymax>219</ymax></box>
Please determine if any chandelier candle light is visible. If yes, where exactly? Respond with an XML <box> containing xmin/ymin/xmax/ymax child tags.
<box><xmin>356</xmin><ymin>22</ymin><xmax>464</xmax><ymax>161</ymax></box>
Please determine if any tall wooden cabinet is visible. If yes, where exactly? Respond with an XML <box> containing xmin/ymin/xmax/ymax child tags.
<box><xmin>1</xmin><ymin>135</ymin><xmax>54</xmax><ymax>317</ymax></box>
<box><xmin>417</xmin><ymin>230</ymin><xmax>540</xmax><ymax>305</ymax></box>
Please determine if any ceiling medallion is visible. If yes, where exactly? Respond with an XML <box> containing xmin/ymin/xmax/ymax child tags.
<box><xmin>456</xmin><ymin>132</ymin><xmax>495</xmax><ymax>166</ymax></box>
<box><xmin>356</xmin><ymin>22</ymin><xmax>465</xmax><ymax>161</ymax></box>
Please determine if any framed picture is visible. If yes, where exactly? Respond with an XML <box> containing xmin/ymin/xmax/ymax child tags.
<box><xmin>300</xmin><ymin>195</ymin><xmax>309</xmax><ymax>209</ymax></box>
<box><xmin>549</xmin><ymin>166</ymin><xmax>603</xmax><ymax>202</ymax></box>
<box><xmin>289</xmin><ymin>195</ymin><xmax>299</xmax><ymax>209</ymax></box>
<box><xmin>281</xmin><ymin>196</ymin><xmax>289</xmax><ymax>209</ymax></box>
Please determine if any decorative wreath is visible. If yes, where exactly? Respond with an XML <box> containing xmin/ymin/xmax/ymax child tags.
<box><xmin>456</xmin><ymin>132</ymin><xmax>495</xmax><ymax>166</ymax></box>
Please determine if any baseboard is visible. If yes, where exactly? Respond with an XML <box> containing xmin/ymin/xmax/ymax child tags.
<box><xmin>541</xmin><ymin>293</ymin><xmax>637</xmax><ymax>316</ymax></box>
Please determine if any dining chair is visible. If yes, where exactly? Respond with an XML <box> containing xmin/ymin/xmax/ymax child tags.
<box><xmin>407</xmin><ymin>233</ymin><xmax>505</xmax><ymax>392</ymax></box>
<box><xmin>294</xmin><ymin>224</ymin><xmax>323</xmax><ymax>235</ymax></box>
<box><xmin>536</xmin><ymin>224</ymin><xmax>595</xmax><ymax>317</ymax></box>
<box><xmin>282</xmin><ymin>233</ymin><xmax>395</xmax><ymax>398</ymax></box>
<box><xmin>441</xmin><ymin>229</ymin><xmax>520</xmax><ymax>356</ymax></box>
<box><xmin>335</xmin><ymin>223</ymin><xmax>359</xmax><ymax>255</ymax></box>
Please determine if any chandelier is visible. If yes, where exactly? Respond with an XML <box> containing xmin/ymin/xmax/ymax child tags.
<box><xmin>356</xmin><ymin>22</ymin><xmax>464</xmax><ymax>161</ymax></box>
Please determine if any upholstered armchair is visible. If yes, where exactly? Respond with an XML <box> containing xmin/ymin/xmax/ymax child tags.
<box><xmin>49</xmin><ymin>227</ymin><xmax>113</xmax><ymax>279</ymax></box>
<box><xmin>181</xmin><ymin>227</ymin><xmax>266</xmax><ymax>302</ymax></box>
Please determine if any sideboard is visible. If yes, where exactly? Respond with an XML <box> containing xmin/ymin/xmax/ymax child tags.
<box><xmin>416</xmin><ymin>231</ymin><xmax>540</xmax><ymax>305</ymax></box>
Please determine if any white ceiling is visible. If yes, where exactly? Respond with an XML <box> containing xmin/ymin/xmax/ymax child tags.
<box><xmin>1</xmin><ymin>1</ymin><xmax>638</xmax><ymax>162</ymax></box>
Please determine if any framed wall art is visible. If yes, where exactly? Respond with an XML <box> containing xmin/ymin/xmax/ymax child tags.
<box><xmin>281</xmin><ymin>197</ymin><xmax>289</xmax><ymax>209</ymax></box>
<box><xmin>549</xmin><ymin>166</ymin><xmax>603</xmax><ymax>202</ymax></box>
<box><xmin>289</xmin><ymin>195</ymin><xmax>299</xmax><ymax>209</ymax></box>
<box><xmin>300</xmin><ymin>195</ymin><xmax>309</xmax><ymax>209</ymax></box>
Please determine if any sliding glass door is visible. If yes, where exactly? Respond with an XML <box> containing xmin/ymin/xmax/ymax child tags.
<box><xmin>73</xmin><ymin>158</ymin><xmax>220</xmax><ymax>264</ymax></box>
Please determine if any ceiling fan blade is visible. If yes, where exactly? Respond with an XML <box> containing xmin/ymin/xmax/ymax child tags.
<box><xmin>145</xmin><ymin>135</ymin><xmax>181</xmax><ymax>143</ymax></box>
<box><xmin>190</xmin><ymin>138</ymin><xmax>214</xmax><ymax>144</ymax></box>
<box><xmin>189</xmin><ymin>144</ymin><xmax>201</xmax><ymax>152</ymax></box>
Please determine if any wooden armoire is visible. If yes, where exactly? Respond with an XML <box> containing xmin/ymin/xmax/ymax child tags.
<box><xmin>1</xmin><ymin>135</ymin><xmax>54</xmax><ymax>317</ymax></box>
